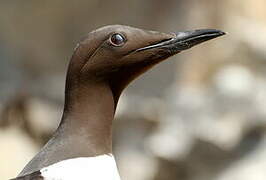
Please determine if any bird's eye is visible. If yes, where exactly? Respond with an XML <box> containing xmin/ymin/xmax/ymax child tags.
<box><xmin>110</xmin><ymin>33</ymin><xmax>126</xmax><ymax>46</ymax></box>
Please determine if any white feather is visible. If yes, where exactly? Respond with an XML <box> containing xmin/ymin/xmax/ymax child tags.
<box><xmin>40</xmin><ymin>154</ymin><xmax>121</xmax><ymax>180</ymax></box>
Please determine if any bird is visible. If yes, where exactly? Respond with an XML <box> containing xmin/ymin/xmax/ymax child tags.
<box><xmin>10</xmin><ymin>25</ymin><xmax>225</xmax><ymax>180</ymax></box>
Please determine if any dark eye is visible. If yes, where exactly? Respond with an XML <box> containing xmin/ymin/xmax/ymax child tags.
<box><xmin>110</xmin><ymin>33</ymin><xmax>126</xmax><ymax>46</ymax></box>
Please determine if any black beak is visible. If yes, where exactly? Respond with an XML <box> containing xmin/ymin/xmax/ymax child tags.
<box><xmin>137</xmin><ymin>29</ymin><xmax>225</xmax><ymax>52</ymax></box>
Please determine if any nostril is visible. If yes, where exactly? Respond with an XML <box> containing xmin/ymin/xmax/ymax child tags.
<box><xmin>153</xmin><ymin>38</ymin><xmax>173</xmax><ymax>45</ymax></box>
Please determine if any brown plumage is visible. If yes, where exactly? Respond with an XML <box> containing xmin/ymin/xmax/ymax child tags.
<box><xmin>12</xmin><ymin>25</ymin><xmax>225</xmax><ymax>180</ymax></box>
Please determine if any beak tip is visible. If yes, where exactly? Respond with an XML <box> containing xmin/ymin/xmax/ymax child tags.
<box><xmin>197</xmin><ymin>29</ymin><xmax>226</xmax><ymax>37</ymax></box>
<box><xmin>217</xmin><ymin>30</ymin><xmax>226</xmax><ymax>36</ymax></box>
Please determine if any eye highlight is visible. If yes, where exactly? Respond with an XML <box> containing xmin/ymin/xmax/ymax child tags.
<box><xmin>110</xmin><ymin>33</ymin><xmax>126</xmax><ymax>46</ymax></box>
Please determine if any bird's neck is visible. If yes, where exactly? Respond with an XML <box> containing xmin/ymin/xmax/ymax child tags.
<box><xmin>19</xmin><ymin>80</ymin><xmax>118</xmax><ymax>176</ymax></box>
<box><xmin>59</xmin><ymin>80</ymin><xmax>116</xmax><ymax>156</ymax></box>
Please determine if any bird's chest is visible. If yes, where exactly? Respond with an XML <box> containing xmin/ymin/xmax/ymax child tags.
<box><xmin>40</xmin><ymin>154</ymin><xmax>120</xmax><ymax>180</ymax></box>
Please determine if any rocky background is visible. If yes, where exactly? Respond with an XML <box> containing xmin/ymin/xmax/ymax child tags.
<box><xmin>1</xmin><ymin>0</ymin><xmax>266</xmax><ymax>179</ymax></box>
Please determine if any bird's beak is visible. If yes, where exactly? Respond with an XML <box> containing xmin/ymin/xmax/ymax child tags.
<box><xmin>136</xmin><ymin>29</ymin><xmax>225</xmax><ymax>53</ymax></box>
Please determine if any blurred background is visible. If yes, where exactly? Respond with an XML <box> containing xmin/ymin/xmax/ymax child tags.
<box><xmin>1</xmin><ymin>0</ymin><xmax>266</xmax><ymax>179</ymax></box>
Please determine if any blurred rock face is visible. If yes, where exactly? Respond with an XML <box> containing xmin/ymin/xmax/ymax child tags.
<box><xmin>1</xmin><ymin>0</ymin><xmax>266</xmax><ymax>180</ymax></box>
<box><xmin>0</xmin><ymin>127</ymin><xmax>38</xmax><ymax>180</ymax></box>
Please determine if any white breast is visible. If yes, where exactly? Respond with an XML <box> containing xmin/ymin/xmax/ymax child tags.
<box><xmin>40</xmin><ymin>154</ymin><xmax>121</xmax><ymax>180</ymax></box>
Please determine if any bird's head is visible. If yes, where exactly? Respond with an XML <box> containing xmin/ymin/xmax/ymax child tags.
<box><xmin>66</xmin><ymin>25</ymin><xmax>225</xmax><ymax>103</ymax></box>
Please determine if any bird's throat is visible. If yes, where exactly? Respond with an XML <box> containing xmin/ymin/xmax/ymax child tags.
<box><xmin>61</xmin><ymin>80</ymin><xmax>116</xmax><ymax>154</ymax></box>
